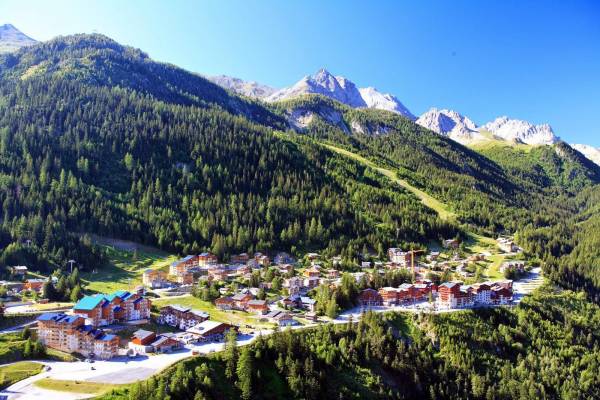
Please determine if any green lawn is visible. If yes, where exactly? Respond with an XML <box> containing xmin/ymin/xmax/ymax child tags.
<box><xmin>0</xmin><ymin>361</ymin><xmax>44</xmax><ymax>390</ymax></box>
<box><xmin>34</xmin><ymin>378</ymin><xmax>124</xmax><ymax>395</ymax></box>
<box><xmin>81</xmin><ymin>245</ymin><xmax>177</xmax><ymax>294</ymax></box>
<box><xmin>485</xmin><ymin>254</ymin><xmax>506</xmax><ymax>280</ymax></box>
<box><xmin>152</xmin><ymin>295</ymin><xmax>275</xmax><ymax>330</ymax></box>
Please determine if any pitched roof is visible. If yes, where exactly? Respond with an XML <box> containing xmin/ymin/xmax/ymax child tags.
<box><xmin>439</xmin><ymin>282</ymin><xmax>460</xmax><ymax>289</ymax></box>
<box><xmin>133</xmin><ymin>329</ymin><xmax>155</xmax><ymax>341</ymax></box>
<box><xmin>189</xmin><ymin>309</ymin><xmax>209</xmax><ymax>319</ymax></box>
<box><xmin>247</xmin><ymin>299</ymin><xmax>267</xmax><ymax>306</ymax></box>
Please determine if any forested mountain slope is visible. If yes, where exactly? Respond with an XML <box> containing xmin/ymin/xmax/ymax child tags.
<box><xmin>1</xmin><ymin>34</ymin><xmax>600</xmax><ymax>303</ymax></box>
<box><xmin>0</xmin><ymin>35</ymin><xmax>455</xmax><ymax>274</ymax></box>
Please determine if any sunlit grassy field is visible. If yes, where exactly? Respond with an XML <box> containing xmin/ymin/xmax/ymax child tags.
<box><xmin>0</xmin><ymin>361</ymin><xmax>43</xmax><ymax>390</ymax></box>
<box><xmin>81</xmin><ymin>244</ymin><xmax>177</xmax><ymax>294</ymax></box>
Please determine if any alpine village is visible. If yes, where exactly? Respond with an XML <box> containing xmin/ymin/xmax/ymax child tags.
<box><xmin>0</xmin><ymin>5</ymin><xmax>600</xmax><ymax>400</ymax></box>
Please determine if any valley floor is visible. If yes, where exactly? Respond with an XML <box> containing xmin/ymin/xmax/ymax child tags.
<box><xmin>0</xmin><ymin>268</ymin><xmax>544</xmax><ymax>400</ymax></box>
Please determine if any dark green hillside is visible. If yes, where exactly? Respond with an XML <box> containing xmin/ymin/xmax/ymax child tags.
<box><xmin>0</xmin><ymin>36</ymin><xmax>455</xmax><ymax>273</ymax></box>
<box><xmin>273</xmin><ymin>95</ymin><xmax>600</xmax><ymax>235</ymax></box>
<box><xmin>0</xmin><ymin>34</ymin><xmax>285</xmax><ymax>127</ymax></box>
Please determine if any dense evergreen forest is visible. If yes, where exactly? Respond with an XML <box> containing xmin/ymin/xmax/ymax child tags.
<box><xmin>100</xmin><ymin>287</ymin><xmax>600</xmax><ymax>400</ymax></box>
<box><xmin>0</xmin><ymin>35</ymin><xmax>456</xmax><ymax>275</ymax></box>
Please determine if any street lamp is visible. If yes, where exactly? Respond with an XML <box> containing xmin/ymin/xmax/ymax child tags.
<box><xmin>67</xmin><ymin>259</ymin><xmax>76</xmax><ymax>273</ymax></box>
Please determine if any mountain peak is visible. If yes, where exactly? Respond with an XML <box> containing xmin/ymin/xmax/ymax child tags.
<box><xmin>483</xmin><ymin>116</ymin><xmax>559</xmax><ymax>145</ymax></box>
<box><xmin>416</xmin><ymin>108</ymin><xmax>481</xmax><ymax>143</ymax></box>
<box><xmin>207</xmin><ymin>74</ymin><xmax>276</xmax><ymax>98</ymax></box>
<box><xmin>0</xmin><ymin>23</ymin><xmax>37</xmax><ymax>53</ymax></box>
<box><xmin>266</xmin><ymin>68</ymin><xmax>414</xmax><ymax>119</ymax></box>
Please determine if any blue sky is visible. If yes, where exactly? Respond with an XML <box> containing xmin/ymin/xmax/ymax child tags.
<box><xmin>2</xmin><ymin>0</ymin><xmax>600</xmax><ymax>145</ymax></box>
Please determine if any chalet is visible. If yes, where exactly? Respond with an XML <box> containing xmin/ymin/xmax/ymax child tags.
<box><xmin>277</xmin><ymin>264</ymin><xmax>293</xmax><ymax>274</ymax></box>
<box><xmin>158</xmin><ymin>304</ymin><xmax>209</xmax><ymax>330</ymax></box>
<box><xmin>497</xmin><ymin>237</ymin><xmax>518</xmax><ymax>253</ymax></box>
<box><xmin>438</xmin><ymin>282</ymin><xmax>475</xmax><ymax>309</ymax></box>
<box><xmin>274</xmin><ymin>252</ymin><xmax>295</xmax><ymax>265</ymax></box>
<box><xmin>230</xmin><ymin>253</ymin><xmax>250</xmax><ymax>264</ymax></box>
<box><xmin>388</xmin><ymin>248</ymin><xmax>410</xmax><ymax>265</ymax></box>
<box><xmin>73</xmin><ymin>290</ymin><xmax>151</xmax><ymax>327</ymax></box>
<box><xmin>500</xmin><ymin>261</ymin><xmax>525</xmax><ymax>274</ymax></box>
<box><xmin>128</xmin><ymin>329</ymin><xmax>157</xmax><ymax>354</ymax></box>
<box><xmin>175</xmin><ymin>271</ymin><xmax>194</xmax><ymax>285</ymax></box>
<box><xmin>246</xmin><ymin>299</ymin><xmax>269</xmax><ymax>314</ymax></box>
<box><xmin>169</xmin><ymin>255</ymin><xmax>199</xmax><ymax>276</ymax></box>
<box><xmin>306</xmin><ymin>253</ymin><xmax>320</xmax><ymax>261</ymax></box>
<box><xmin>186</xmin><ymin>320</ymin><xmax>238</xmax><ymax>342</ymax></box>
<box><xmin>208</xmin><ymin>267</ymin><xmax>229</xmax><ymax>282</ymax></box>
<box><xmin>443</xmin><ymin>239</ymin><xmax>460</xmax><ymax>249</ymax></box>
<box><xmin>284</xmin><ymin>277</ymin><xmax>304</xmax><ymax>295</ymax></box>
<box><xmin>437</xmin><ymin>282</ymin><xmax>461</xmax><ymax>309</ymax></box>
<box><xmin>215</xmin><ymin>296</ymin><xmax>234</xmax><ymax>310</ymax></box>
<box><xmin>327</xmin><ymin>269</ymin><xmax>340</xmax><ymax>279</ymax></box>
<box><xmin>331</xmin><ymin>256</ymin><xmax>342</xmax><ymax>266</ymax></box>
<box><xmin>198</xmin><ymin>252</ymin><xmax>218</xmax><ymax>267</ymax></box>
<box><xmin>265</xmin><ymin>310</ymin><xmax>296</xmax><ymax>326</ymax></box>
<box><xmin>379</xmin><ymin>287</ymin><xmax>400</xmax><ymax>306</ymax></box>
<box><xmin>142</xmin><ymin>269</ymin><xmax>169</xmax><ymax>288</ymax></box>
<box><xmin>37</xmin><ymin>313</ymin><xmax>119</xmax><ymax>359</ymax></box>
<box><xmin>303</xmin><ymin>267</ymin><xmax>320</xmax><ymax>278</ymax></box>
<box><xmin>150</xmin><ymin>333</ymin><xmax>183</xmax><ymax>353</ymax></box>
<box><xmin>361</xmin><ymin>261</ymin><xmax>371</xmax><ymax>269</ymax></box>
<box><xmin>303</xmin><ymin>276</ymin><xmax>320</xmax><ymax>289</ymax></box>
<box><xmin>357</xmin><ymin>289</ymin><xmax>383</xmax><ymax>308</ymax></box>
<box><xmin>256</xmin><ymin>254</ymin><xmax>271</xmax><ymax>267</ymax></box>
<box><xmin>9</xmin><ymin>266</ymin><xmax>28</xmax><ymax>276</ymax></box>
<box><xmin>426</xmin><ymin>252</ymin><xmax>441</xmax><ymax>262</ymax></box>
<box><xmin>232</xmin><ymin>293</ymin><xmax>253</xmax><ymax>310</ymax></box>
<box><xmin>300</xmin><ymin>296</ymin><xmax>316</xmax><ymax>312</ymax></box>
<box><xmin>23</xmin><ymin>278</ymin><xmax>46</xmax><ymax>293</ymax></box>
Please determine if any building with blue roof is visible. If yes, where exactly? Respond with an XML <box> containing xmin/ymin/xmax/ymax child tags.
<box><xmin>37</xmin><ymin>312</ymin><xmax>120</xmax><ymax>360</ymax></box>
<box><xmin>72</xmin><ymin>290</ymin><xmax>151</xmax><ymax>327</ymax></box>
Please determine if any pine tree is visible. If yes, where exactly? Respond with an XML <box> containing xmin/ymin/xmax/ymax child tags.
<box><xmin>236</xmin><ymin>346</ymin><xmax>253</xmax><ymax>400</ymax></box>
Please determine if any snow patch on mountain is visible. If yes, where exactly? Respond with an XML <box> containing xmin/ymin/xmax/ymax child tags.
<box><xmin>571</xmin><ymin>144</ymin><xmax>600</xmax><ymax>166</ymax></box>
<box><xmin>207</xmin><ymin>75</ymin><xmax>276</xmax><ymax>99</ymax></box>
<box><xmin>482</xmin><ymin>116</ymin><xmax>559</xmax><ymax>145</ymax></box>
<box><xmin>416</xmin><ymin>108</ymin><xmax>482</xmax><ymax>143</ymax></box>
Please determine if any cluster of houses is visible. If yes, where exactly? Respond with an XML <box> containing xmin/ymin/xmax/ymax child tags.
<box><xmin>215</xmin><ymin>292</ymin><xmax>269</xmax><ymax>314</ymax></box>
<box><xmin>356</xmin><ymin>279</ymin><xmax>514</xmax><ymax>310</ymax></box>
<box><xmin>36</xmin><ymin>288</ymin><xmax>242</xmax><ymax>359</ymax></box>
<box><xmin>500</xmin><ymin>261</ymin><xmax>526</xmax><ymax>275</ymax></box>
<box><xmin>142</xmin><ymin>251</ymin><xmax>295</xmax><ymax>289</ymax></box>
<box><xmin>36</xmin><ymin>288</ymin><xmax>151</xmax><ymax>359</ymax></box>
<box><xmin>130</xmin><ymin>303</ymin><xmax>237</xmax><ymax>352</ymax></box>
